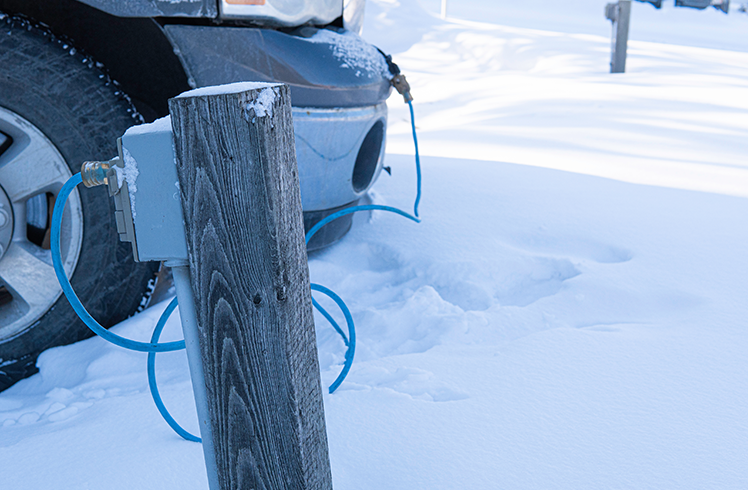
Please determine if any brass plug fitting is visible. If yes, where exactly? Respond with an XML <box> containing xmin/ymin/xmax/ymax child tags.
<box><xmin>81</xmin><ymin>159</ymin><xmax>113</xmax><ymax>187</ymax></box>
<box><xmin>391</xmin><ymin>74</ymin><xmax>413</xmax><ymax>103</ymax></box>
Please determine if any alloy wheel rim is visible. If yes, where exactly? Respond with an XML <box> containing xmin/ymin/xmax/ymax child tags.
<box><xmin>0</xmin><ymin>106</ymin><xmax>83</xmax><ymax>341</ymax></box>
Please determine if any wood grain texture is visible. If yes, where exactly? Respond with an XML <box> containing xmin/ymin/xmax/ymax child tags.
<box><xmin>169</xmin><ymin>84</ymin><xmax>333</xmax><ymax>490</ymax></box>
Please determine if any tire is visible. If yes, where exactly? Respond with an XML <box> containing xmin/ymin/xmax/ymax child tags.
<box><xmin>0</xmin><ymin>15</ymin><xmax>160</xmax><ymax>391</ymax></box>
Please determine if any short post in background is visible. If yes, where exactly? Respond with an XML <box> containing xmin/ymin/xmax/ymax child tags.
<box><xmin>606</xmin><ymin>0</ymin><xmax>632</xmax><ymax>73</ymax></box>
<box><xmin>169</xmin><ymin>83</ymin><xmax>333</xmax><ymax>490</ymax></box>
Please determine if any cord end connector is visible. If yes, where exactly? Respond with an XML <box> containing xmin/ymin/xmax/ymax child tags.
<box><xmin>81</xmin><ymin>159</ymin><xmax>113</xmax><ymax>187</ymax></box>
<box><xmin>391</xmin><ymin>74</ymin><xmax>413</xmax><ymax>103</ymax></box>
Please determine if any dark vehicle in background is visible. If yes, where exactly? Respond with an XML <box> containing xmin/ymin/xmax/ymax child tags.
<box><xmin>0</xmin><ymin>0</ymin><xmax>391</xmax><ymax>390</ymax></box>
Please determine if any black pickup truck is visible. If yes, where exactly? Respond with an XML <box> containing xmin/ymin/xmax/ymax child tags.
<box><xmin>0</xmin><ymin>0</ymin><xmax>391</xmax><ymax>390</ymax></box>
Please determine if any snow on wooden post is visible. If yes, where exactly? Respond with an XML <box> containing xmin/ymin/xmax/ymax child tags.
<box><xmin>606</xmin><ymin>0</ymin><xmax>632</xmax><ymax>73</ymax></box>
<box><xmin>168</xmin><ymin>83</ymin><xmax>333</xmax><ymax>490</ymax></box>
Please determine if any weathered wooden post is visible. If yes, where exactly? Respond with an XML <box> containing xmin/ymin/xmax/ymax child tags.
<box><xmin>168</xmin><ymin>82</ymin><xmax>333</xmax><ymax>490</ymax></box>
<box><xmin>606</xmin><ymin>0</ymin><xmax>632</xmax><ymax>73</ymax></box>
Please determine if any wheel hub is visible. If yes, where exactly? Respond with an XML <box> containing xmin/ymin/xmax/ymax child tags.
<box><xmin>0</xmin><ymin>185</ymin><xmax>11</xmax><ymax>260</ymax></box>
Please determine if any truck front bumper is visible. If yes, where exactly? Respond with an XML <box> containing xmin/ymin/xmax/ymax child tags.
<box><xmin>164</xmin><ymin>25</ymin><xmax>392</xmax><ymax>249</ymax></box>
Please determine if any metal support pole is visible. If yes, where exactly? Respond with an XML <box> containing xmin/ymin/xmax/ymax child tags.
<box><xmin>168</xmin><ymin>261</ymin><xmax>220</xmax><ymax>490</ymax></box>
<box><xmin>606</xmin><ymin>0</ymin><xmax>631</xmax><ymax>73</ymax></box>
<box><xmin>441</xmin><ymin>0</ymin><xmax>447</xmax><ymax>19</ymax></box>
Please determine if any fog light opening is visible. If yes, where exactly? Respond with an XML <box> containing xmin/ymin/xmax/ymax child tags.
<box><xmin>352</xmin><ymin>119</ymin><xmax>385</xmax><ymax>193</ymax></box>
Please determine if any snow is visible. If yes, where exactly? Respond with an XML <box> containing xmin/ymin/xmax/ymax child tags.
<box><xmin>175</xmin><ymin>81</ymin><xmax>280</xmax><ymax>99</ymax></box>
<box><xmin>174</xmin><ymin>82</ymin><xmax>280</xmax><ymax>122</ymax></box>
<box><xmin>309</xmin><ymin>28</ymin><xmax>391</xmax><ymax>78</ymax></box>
<box><xmin>112</xmin><ymin>164</ymin><xmax>124</xmax><ymax>189</ymax></box>
<box><xmin>243</xmin><ymin>87</ymin><xmax>277</xmax><ymax>120</ymax></box>
<box><xmin>123</xmin><ymin>114</ymin><xmax>172</xmax><ymax>136</ymax></box>
<box><xmin>3</xmin><ymin>1</ymin><xmax>748</xmax><ymax>489</ymax></box>
<box><xmin>121</xmin><ymin>147</ymin><xmax>140</xmax><ymax>219</ymax></box>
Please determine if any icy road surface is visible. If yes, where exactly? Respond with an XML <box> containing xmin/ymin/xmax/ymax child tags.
<box><xmin>2</xmin><ymin>1</ymin><xmax>748</xmax><ymax>488</ymax></box>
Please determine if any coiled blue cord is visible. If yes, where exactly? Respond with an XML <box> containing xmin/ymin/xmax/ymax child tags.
<box><xmin>51</xmin><ymin>174</ymin><xmax>185</xmax><ymax>353</ymax></box>
<box><xmin>53</xmin><ymin>179</ymin><xmax>197</xmax><ymax>440</ymax></box>
<box><xmin>51</xmin><ymin>100</ymin><xmax>421</xmax><ymax>440</ymax></box>
<box><xmin>310</xmin><ymin>284</ymin><xmax>356</xmax><ymax>394</ymax></box>
<box><xmin>313</xmin><ymin>297</ymin><xmax>348</xmax><ymax>344</ymax></box>
<box><xmin>147</xmin><ymin>296</ymin><xmax>201</xmax><ymax>442</ymax></box>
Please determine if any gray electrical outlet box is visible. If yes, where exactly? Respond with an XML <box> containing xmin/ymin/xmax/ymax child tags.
<box><xmin>116</xmin><ymin>117</ymin><xmax>189</xmax><ymax>263</ymax></box>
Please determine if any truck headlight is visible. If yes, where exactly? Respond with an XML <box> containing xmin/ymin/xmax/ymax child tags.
<box><xmin>343</xmin><ymin>0</ymin><xmax>366</xmax><ymax>35</ymax></box>
<box><xmin>220</xmin><ymin>0</ymin><xmax>342</xmax><ymax>27</ymax></box>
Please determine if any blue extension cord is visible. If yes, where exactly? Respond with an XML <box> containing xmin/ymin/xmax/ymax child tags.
<box><xmin>51</xmin><ymin>174</ymin><xmax>185</xmax><ymax>354</ymax></box>
<box><xmin>50</xmin><ymin>100</ymin><xmax>421</xmax><ymax>442</ymax></box>
<box><xmin>147</xmin><ymin>297</ymin><xmax>201</xmax><ymax>442</ymax></box>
